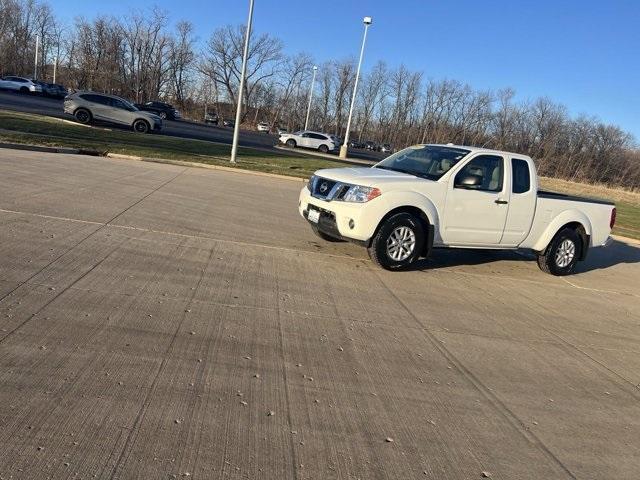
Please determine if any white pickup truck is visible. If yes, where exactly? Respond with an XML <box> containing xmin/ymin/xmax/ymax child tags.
<box><xmin>299</xmin><ymin>144</ymin><xmax>616</xmax><ymax>275</ymax></box>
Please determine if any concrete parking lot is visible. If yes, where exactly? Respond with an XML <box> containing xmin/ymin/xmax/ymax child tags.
<box><xmin>1</xmin><ymin>148</ymin><xmax>639</xmax><ymax>479</ymax></box>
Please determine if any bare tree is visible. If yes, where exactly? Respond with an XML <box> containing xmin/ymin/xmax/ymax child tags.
<box><xmin>203</xmin><ymin>24</ymin><xmax>282</xmax><ymax>121</ymax></box>
<box><xmin>168</xmin><ymin>20</ymin><xmax>195</xmax><ymax>108</ymax></box>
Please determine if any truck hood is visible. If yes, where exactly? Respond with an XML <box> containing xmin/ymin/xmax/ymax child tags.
<box><xmin>314</xmin><ymin>166</ymin><xmax>429</xmax><ymax>186</ymax></box>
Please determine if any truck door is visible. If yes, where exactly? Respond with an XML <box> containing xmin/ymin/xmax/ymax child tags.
<box><xmin>501</xmin><ymin>157</ymin><xmax>536</xmax><ymax>246</ymax></box>
<box><xmin>442</xmin><ymin>154</ymin><xmax>509</xmax><ymax>245</ymax></box>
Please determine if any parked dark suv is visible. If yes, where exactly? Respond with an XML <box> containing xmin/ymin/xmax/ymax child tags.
<box><xmin>34</xmin><ymin>81</ymin><xmax>68</xmax><ymax>99</ymax></box>
<box><xmin>134</xmin><ymin>101</ymin><xmax>181</xmax><ymax>120</ymax></box>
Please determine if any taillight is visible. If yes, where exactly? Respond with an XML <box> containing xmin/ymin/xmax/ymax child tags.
<box><xmin>610</xmin><ymin>207</ymin><xmax>616</xmax><ymax>229</ymax></box>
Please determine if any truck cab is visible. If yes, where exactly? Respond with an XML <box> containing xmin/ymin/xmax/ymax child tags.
<box><xmin>299</xmin><ymin>144</ymin><xmax>615</xmax><ymax>275</ymax></box>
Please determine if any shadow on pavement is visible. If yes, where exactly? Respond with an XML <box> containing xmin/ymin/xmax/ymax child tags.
<box><xmin>576</xmin><ymin>239</ymin><xmax>640</xmax><ymax>273</ymax></box>
<box><xmin>402</xmin><ymin>239</ymin><xmax>640</xmax><ymax>273</ymax></box>
<box><xmin>406</xmin><ymin>248</ymin><xmax>529</xmax><ymax>271</ymax></box>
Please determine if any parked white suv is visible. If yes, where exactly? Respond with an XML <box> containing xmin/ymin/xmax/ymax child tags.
<box><xmin>0</xmin><ymin>76</ymin><xmax>43</xmax><ymax>94</ymax></box>
<box><xmin>63</xmin><ymin>91</ymin><xmax>162</xmax><ymax>133</ymax></box>
<box><xmin>257</xmin><ymin>122</ymin><xmax>270</xmax><ymax>132</ymax></box>
<box><xmin>299</xmin><ymin>144</ymin><xmax>615</xmax><ymax>274</ymax></box>
<box><xmin>280</xmin><ymin>130</ymin><xmax>337</xmax><ymax>153</ymax></box>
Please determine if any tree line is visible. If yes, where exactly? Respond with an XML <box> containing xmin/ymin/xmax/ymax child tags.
<box><xmin>1</xmin><ymin>0</ymin><xmax>638</xmax><ymax>189</ymax></box>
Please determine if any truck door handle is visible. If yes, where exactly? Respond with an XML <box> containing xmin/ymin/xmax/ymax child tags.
<box><xmin>495</xmin><ymin>199</ymin><xmax>508</xmax><ymax>204</ymax></box>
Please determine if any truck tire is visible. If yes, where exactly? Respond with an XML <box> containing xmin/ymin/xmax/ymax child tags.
<box><xmin>311</xmin><ymin>225</ymin><xmax>344</xmax><ymax>242</ymax></box>
<box><xmin>367</xmin><ymin>213</ymin><xmax>425</xmax><ymax>270</ymax></box>
<box><xmin>537</xmin><ymin>228</ymin><xmax>581</xmax><ymax>275</ymax></box>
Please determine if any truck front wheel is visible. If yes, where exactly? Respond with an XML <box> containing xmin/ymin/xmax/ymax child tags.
<box><xmin>537</xmin><ymin>228</ymin><xmax>581</xmax><ymax>275</ymax></box>
<box><xmin>367</xmin><ymin>213</ymin><xmax>425</xmax><ymax>270</ymax></box>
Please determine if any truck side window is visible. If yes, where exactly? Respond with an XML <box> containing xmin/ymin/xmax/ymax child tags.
<box><xmin>454</xmin><ymin>155</ymin><xmax>504</xmax><ymax>192</ymax></box>
<box><xmin>512</xmin><ymin>159</ymin><xmax>531</xmax><ymax>193</ymax></box>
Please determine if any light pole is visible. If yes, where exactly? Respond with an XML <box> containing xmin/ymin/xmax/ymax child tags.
<box><xmin>230</xmin><ymin>0</ymin><xmax>255</xmax><ymax>164</ymax></box>
<box><xmin>33</xmin><ymin>34</ymin><xmax>39</xmax><ymax>80</ymax></box>
<box><xmin>340</xmin><ymin>16</ymin><xmax>372</xmax><ymax>159</ymax></box>
<box><xmin>53</xmin><ymin>55</ymin><xmax>58</xmax><ymax>84</ymax></box>
<box><xmin>304</xmin><ymin>65</ymin><xmax>318</xmax><ymax>131</ymax></box>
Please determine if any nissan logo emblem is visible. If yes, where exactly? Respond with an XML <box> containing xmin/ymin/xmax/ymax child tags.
<box><xmin>319</xmin><ymin>182</ymin><xmax>329</xmax><ymax>193</ymax></box>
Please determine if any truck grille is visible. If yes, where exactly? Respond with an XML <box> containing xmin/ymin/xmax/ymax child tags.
<box><xmin>311</xmin><ymin>177</ymin><xmax>337</xmax><ymax>198</ymax></box>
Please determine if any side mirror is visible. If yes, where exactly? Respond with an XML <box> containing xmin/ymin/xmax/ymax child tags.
<box><xmin>456</xmin><ymin>174</ymin><xmax>482</xmax><ymax>188</ymax></box>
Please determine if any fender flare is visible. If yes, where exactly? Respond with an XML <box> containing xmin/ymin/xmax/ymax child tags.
<box><xmin>531</xmin><ymin>209</ymin><xmax>592</xmax><ymax>254</ymax></box>
<box><xmin>368</xmin><ymin>191</ymin><xmax>440</xmax><ymax>256</ymax></box>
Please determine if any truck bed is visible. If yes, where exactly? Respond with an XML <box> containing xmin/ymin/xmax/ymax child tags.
<box><xmin>537</xmin><ymin>190</ymin><xmax>615</xmax><ymax>206</ymax></box>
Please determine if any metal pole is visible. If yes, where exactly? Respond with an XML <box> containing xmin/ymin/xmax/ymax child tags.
<box><xmin>230</xmin><ymin>0</ymin><xmax>255</xmax><ymax>164</ymax></box>
<box><xmin>53</xmin><ymin>55</ymin><xmax>58</xmax><ymax>84</ymax></box>
<box><xmin>304</xmin><ymin>66</ymin><xmax>318</xmax><ymax>131</ymax></box>
<box><xmin>34</xmin><ymin>34</ymin><xmax>39</xmax><ymax>80</ymax></box>
<box><xmin>340</xmin><ymin>18</ymin><xmax>372</xmax><ymax>159</ymax></box>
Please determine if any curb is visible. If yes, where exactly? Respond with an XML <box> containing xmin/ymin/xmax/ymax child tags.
<box><xmin>0</xmin><ymin>141</ymin><xmax>307</xmax><ymax>182</ymax></box>
<box><xmin>0</xmin><ymin>141</ymin><xmax>103</xmax><ymax>156</ymax></box>
<box><xmin>106</xmin><ymin>153</ymin><xmax>307</xmax><ymax>182</ymax></box>
<box><xmin>612</xmin><ymin>234</ymin><xmax>640</xmax><ymax>245</ymax></box>
<box><xmin>0</xmin><ymin>142</ymin><xmax>77</xmax><ymax>154</ymax></box>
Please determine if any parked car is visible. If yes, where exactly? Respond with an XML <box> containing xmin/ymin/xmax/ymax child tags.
<box><xmin>0</xmin><ymin>76</ymin><xmax>42</xmax><ymax>94</ymax></box>
<box><xmin>204</xmin><ymin>112</ymin><xmax>219</xmax><ymax>125</ymax></box>
<box><xmin>277</xmin><ymin>127</ymin><xmax>288</xmax><ymax>135</ymax></box>
<box><xmin>330</xmin><ymin>135</ymin><xmax>343</xmax><ymax>147</ymax></box>
<box><xmin>134</xmin><ymin>101</ymin><xmax>180</xmax><ymax>120</ymax></box>
<box><xmin>63</xmin><ymin>91</ymin><xmax>162</xmax><ymax>133</ymax></box>
<box><xmin>348</xmin><ymin>140</ymin><xmax>364</xmax><ymax>149</ymax></box>
<box><xmin>364</xmin><ymin>141</ymin><xmax>378</xmax><ymax>151</ymax></box>
<box><xmin>299</xmin><ymin>144</ymin><xmax>615</xmax><ymax>274</ymax></box>
<box><xmin>223</xmin><ymin>119</ymin><xmax>235</xmax><ymax>128</ymax></box>
<box><xmin>257</xmin><ymin>121</ymin><xmax>270</xmax><ymax>132</ymax></box>
<box><xmin>380</xmin><ymin>143</ymin><xmax>394</xmax><ymax>153</ymax></box>
<box><xmin>34</xmin><ymin>81</ymin><xmax>68</xmax><ymax>98</ymax></box>
<box><xmin>279</xmin><ymin>131</ymin><xmax>338</xmax><ymax>153</ymax></box>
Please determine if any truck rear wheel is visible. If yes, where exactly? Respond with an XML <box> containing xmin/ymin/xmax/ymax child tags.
<box><xmin>367</xmin><ymin>213</ymin><xmax>424</xmax><ymax>270</ymax></box>
<box><xmin>537</xmin><ymin>228</ymin><xmax>581</xmax><ymax>275</ymax></box>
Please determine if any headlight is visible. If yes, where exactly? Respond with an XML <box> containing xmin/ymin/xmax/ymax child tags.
<box><xmin>341</xmin><ymin>185</ymin><xmax>381</xmax><ymax>203</ymax></box>
<box><xmin>307</xmin><ymin>175</ymin><xmax>317</xmax><ymax>192</ymax></box>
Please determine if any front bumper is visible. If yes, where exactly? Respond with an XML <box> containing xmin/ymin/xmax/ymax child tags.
<box><xmin>298</xmin><ymin>185</ymin><xmax>381</xmax><ymax>243</ymax></box>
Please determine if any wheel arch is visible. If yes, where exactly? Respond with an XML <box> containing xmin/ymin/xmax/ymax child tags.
<box><xmin>535</xmin><ymin>217</ymin><xmax>590</xmax><ymax>261</ymax></box>
<box><xmin>368</xmin><ymin>204</ymin><xmax>435</xmax><ymax>257</ymax></box>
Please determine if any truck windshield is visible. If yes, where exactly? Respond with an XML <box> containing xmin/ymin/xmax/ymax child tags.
<box><xmin>373</xmin><ymin>145</ymin><xmax>470</xmax><ymax>180</ymax></box>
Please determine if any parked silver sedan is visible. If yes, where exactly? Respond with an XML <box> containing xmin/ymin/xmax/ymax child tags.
<box><xmin>63</xmin><ymin>91</ymin><xmax>162</xmax><ymax>133</ymax></box>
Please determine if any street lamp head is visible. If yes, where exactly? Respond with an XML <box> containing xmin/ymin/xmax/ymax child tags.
<box><xmin>363</xmin><ymin>16</ymin><xmax>372</xmax><ymax>25</ymax></box>
<box><xmin>313</xmin><ymin>65</ymin><xmax>318</xmax><ymax>71</ymax></box>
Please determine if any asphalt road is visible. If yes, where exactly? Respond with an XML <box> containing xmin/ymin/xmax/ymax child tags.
<box><xmin>1</xmin><ymin>148</ymin><xmax>639</xmax><ymax>479</ymax></box>
<box><xmin>0</xmin><ymin>90</ymin><xmax>387</xmax><ymax>162</ymax></box>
